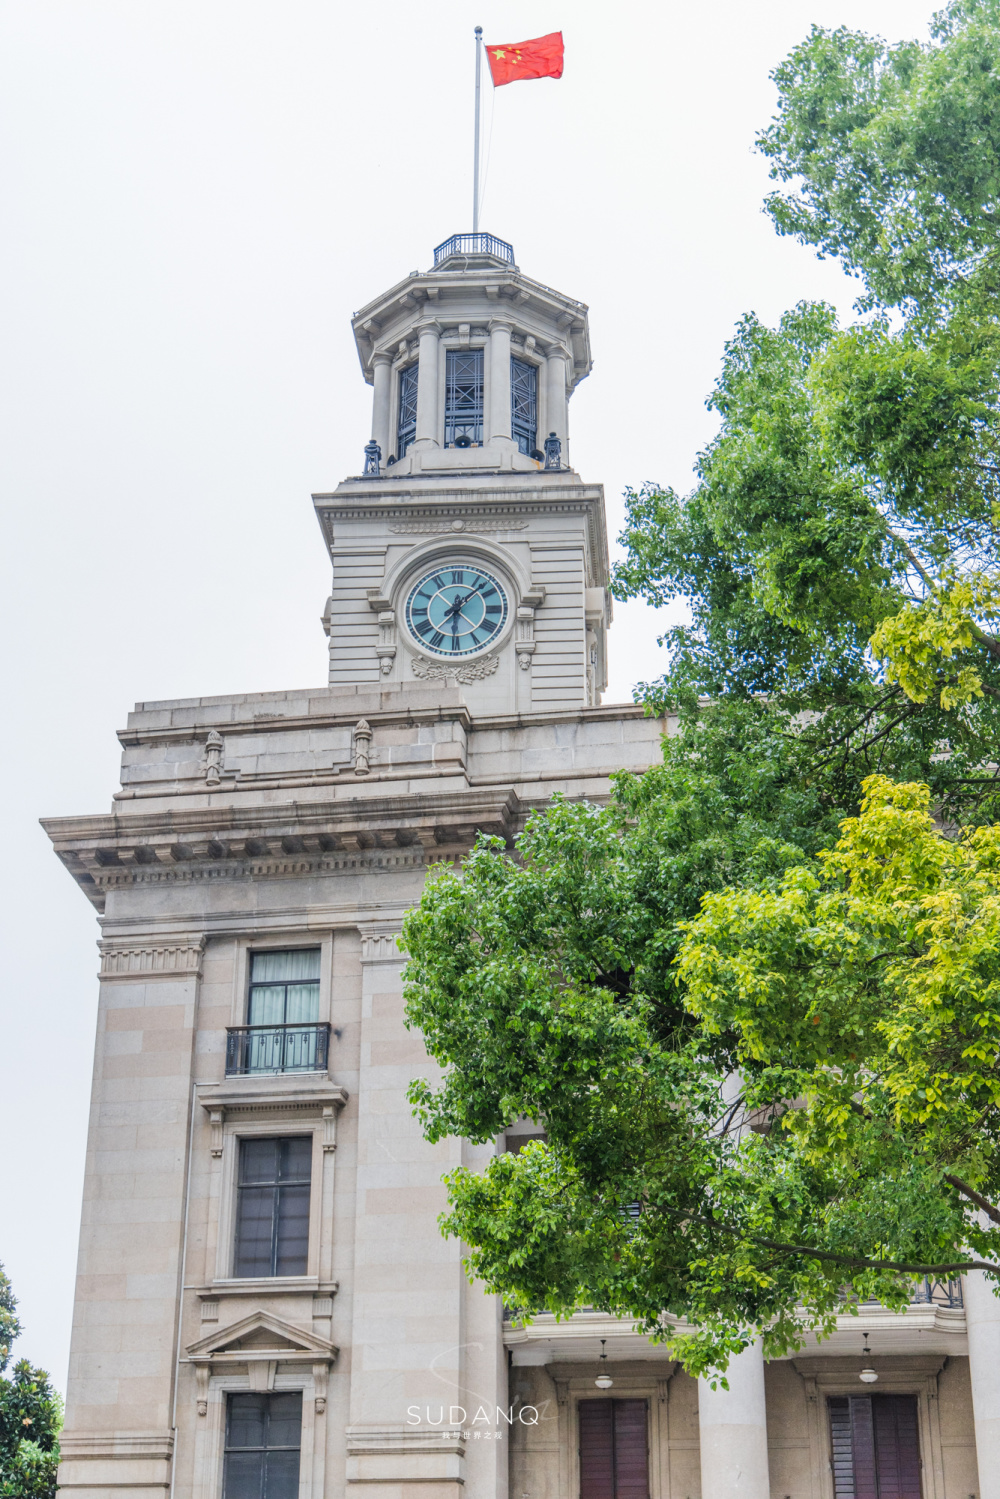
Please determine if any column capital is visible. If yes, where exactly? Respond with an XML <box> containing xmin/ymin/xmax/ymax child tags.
<box><xmin>488</xmin><ymin>316</ymin><xmax>515</xmax><ymax>334</ymax></box>
<box><xmin>414</xmin><ymin>318</ymin><xmax>442</xmax><ymax>338</ymax></box>
<box><xmin>545</xmin><ymin>344</ymin><xmax>571</xmax><ymax>363</ymax></box>
<box><xmin>371</xmin><ymin>349</ymin><xmax>393</xmax><ymax>367</ymax></box>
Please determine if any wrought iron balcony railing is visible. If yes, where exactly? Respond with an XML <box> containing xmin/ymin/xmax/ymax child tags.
<box><xmin>846</xmin><ymin>1276</ymin><xmax>964</xmax><ymax>1310</ymax></box>
<box><xmin>225</xmin><ymin>1022</ymin><xmax>331</xmax><ymax>1077</ymax></box>
<box><xmin>433</xmin><ymin>232</ymin><xmax>515</xmax><ymax>267</ymax></box>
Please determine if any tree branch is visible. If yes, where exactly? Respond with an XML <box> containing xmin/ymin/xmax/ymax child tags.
<box><xmin>654</xmin><ymin>1202</ymin><xmax>1000</xmax><ymax>1276</ymax></box>
<box><xmin>943</xmin><ymin>1173</ymin><xmax>1000</xmax><ymax>1225</ymax></box>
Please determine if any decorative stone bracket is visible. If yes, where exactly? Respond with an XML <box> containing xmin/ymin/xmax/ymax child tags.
<box><xmin>376</xmin><ymin>612</ymin><xmax>396</xmax><ymax>674</ymax></box>
<box><xmin>515</xmin><ymin>584</ymin><xmax>546</xmax><ymax>671</ymax></box>
<box><xmin>366</xmin><ymin>589</ymin><xmax>396</xmax><ymax>676</ymax></box>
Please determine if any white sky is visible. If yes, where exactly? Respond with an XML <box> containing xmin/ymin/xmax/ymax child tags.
<box><xmin>0</xmin><ymin>0</ymin><xmax>936</xmax><ymax>1387</ymax></box>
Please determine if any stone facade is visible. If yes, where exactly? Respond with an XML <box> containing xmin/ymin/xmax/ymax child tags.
<box><xmin>46</xmin><ymin>234</ymin><xmax>999</xmax><ymax>1499</ymax></box>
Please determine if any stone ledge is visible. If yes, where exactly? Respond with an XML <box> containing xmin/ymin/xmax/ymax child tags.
<box><xmin>58</xmin><ymin>1434</ymin><xmax>174</xmax><ymax>1462</ymax></box>
<box><xmin>345</xmin><ymin>1425</ymin><xmax>465</xmax><ymax>1457</ymax></box>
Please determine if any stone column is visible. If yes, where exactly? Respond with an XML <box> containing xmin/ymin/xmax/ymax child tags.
<box><xmin>371</xmin><ymin>352</ymin><xmax>392</xmax><ymax>462</ymax></box>
<box><xmin>488</xmin><ymin>317</ymin><xmax>516</xmax><ymax>450</ymax></box>
<box><xmin>964</xmin><ymin>1271</ymin><xmax>1000</xmax><ymax>1499</ymax></box>
<box><xmin>698</xmin><ymin>1341</ymin><xmax>770</xmax><ymax>1499</ymax></box>
<box><xmin>545</xmin><ymin>347</ymin><xmax>569</xmax><ymax>443</ymax></box>
<box><xmin>414</xmin><ymin>320</ymin><xmax>441</xmax><ymax>448</ymax></box>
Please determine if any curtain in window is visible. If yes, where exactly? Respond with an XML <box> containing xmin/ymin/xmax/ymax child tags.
<box><xmin>247</xmin><ymin>950</ymin><xmax>320</xmax><ymax>1070</ymax></box>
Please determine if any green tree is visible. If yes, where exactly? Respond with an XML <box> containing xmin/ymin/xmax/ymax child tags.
<box><xmin>0</xmin><ymin>1267</ymin><xmax>60</xmax><ymax>1499</ymax></box>
<box><xmin>401</xmin><ymin>0</ymin><xmax>1000</xmax><ymax>1378</ymax></box>
<box><xmin>616</xmin><ymin>0</ymin><xmax>1000</xmax><ymax>745</ymax></box>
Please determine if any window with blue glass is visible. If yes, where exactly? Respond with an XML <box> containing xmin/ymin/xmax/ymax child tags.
<box><xmin>397</xmin><ymin>364</ymin><xmax>418</xmax><ymax>456</ymax></box>
<box><xmin>510</xmin><ymin>357</ymin><xmax>538</xmax><ymax>455</ymax></box>
<box><xmin>445</xmin><ymin>349</ymin><xmax>483</xmax><ymax>446</ymax></box>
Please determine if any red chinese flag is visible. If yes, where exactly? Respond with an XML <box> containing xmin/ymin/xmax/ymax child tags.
<box><xmin>486</xmin><ymin>32</ymin><xmax>564</xmax><ymax>87</ymax></box>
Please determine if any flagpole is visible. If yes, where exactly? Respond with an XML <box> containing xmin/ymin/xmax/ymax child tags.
<box><xmin>473</xmin><ymin>25</ymin><xmax>483</xmax><ymax>233</ymax></box>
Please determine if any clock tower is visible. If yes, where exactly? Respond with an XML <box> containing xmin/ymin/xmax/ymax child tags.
<box><xmin>46</xmin><ymin>232</ymin><xmax>676</xmax><ymax>1499</ymax></box>
<box><xmin>316</xmin><ymin>231</ymin><xmax>609</xmax><ymax>712</ymax></box>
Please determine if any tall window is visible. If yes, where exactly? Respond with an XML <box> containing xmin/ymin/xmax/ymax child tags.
<box><xmin>245</xmin><ymin>949</ymin><xmax>321</xmax><ymax>1074</ymax></box>
<box><xmin>510</xmin><ymin>357</ymin><xmax>538</xmax><ymax>455</ymax></box>
<box><xmin>828</xmin><ymin>1395</ymin><xmax>922</xmax><ymax>1499</ymax></box>
<box><xmin>445</xmin><ymin>349</ymin><xmax>483</xmax><ymax>446</ymax></box>
<box><xmin>224</xmin><ymin>1392</ymin><xmax>302</xmax><ymax>1499</ymax></box>
<box><xmin>397</xmin><ymin>364</ymin><xmax>418</xmax><ymax>456</ymax></box>
<box><xmin>578</xmin><ymin>1400</ymin><xmax>649</xmax><ymax>1499</ymax></box>
<box><xmin>234</xmin><ymin>1137</ymin><xmax>311</xmax><ymax>1278</ymax></box>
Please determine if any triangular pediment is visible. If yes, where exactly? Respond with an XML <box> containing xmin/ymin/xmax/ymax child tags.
<box><xmin>187</xmin><ymin>1309</ymin><xmax>335</xmax><ymax>1359</ymax></box>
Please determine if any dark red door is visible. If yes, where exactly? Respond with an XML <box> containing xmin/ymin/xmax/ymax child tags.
<box><xmin>828</xmin><ymin>1396</ymin><xmax>922</xmax><ymax>1499</ymax></box>
<box><xmin>579</xmin><ymin>1399</ymin><xmax>649</xmax><ymax>1499</ymax></box>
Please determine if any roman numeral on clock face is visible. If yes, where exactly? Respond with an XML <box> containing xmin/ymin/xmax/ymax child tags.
<box><xmin>405</xmin><ymin>564</ymin><xmax>509</xmax><ymax>659</ymax></box>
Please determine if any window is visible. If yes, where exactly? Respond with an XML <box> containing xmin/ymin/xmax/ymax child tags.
<box><xmin>579</xmin><ymin>1399</ymin><xmax>649</xmax><ymax>1499</ymax></box>
<box><xmin>224</xmin><ymin>1392</ymin><xmax>301</xmax><ymax>1499</ymax></box>
<box><xmin>511</xmin><ymin>357</ymin><xmax>537</xmax><ymax>454</ymax></box>
<box><xmin>238</xmin><ymin>949</ymin><xmax>323</xmax><ymax>1075</ymax></box>
<box><xmin>397</xmin><ymin>364</ymin><xmax>418</xmax><ymax>456</ymax></box>
<box><xmin>234</xmin><ymin>1137</ymin><xmax>312</xmax><ymax>1278</ymax></box>
<box><xmin>445</xmin><ymin>349</ymin><xmax>483</xmax><ymax>446</ymax></box>
<box><xmin>248</xmin><ymin>950</ymin><xmax>320</xmax><ymax>1026</ymax></box>
<box><xmin>829</xmin><ymin>1395</ymin><xmax>922</xmax><ymax>1499</ymax></box>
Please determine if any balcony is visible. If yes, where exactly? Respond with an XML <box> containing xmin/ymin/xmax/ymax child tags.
<box><xmin>857</xmin><ymin>1276</ymin><xmax>963</xmax><ymax>1310</ymax></box>
<box><xmin>433</xmin><ymin>232</ymin><xmax>515</xmax><ymax>268</ymax></box>
<box><xmin>225</xmin><ymin>1023</ymin><xmax>331</xmax><ymax>1077</ymax></box>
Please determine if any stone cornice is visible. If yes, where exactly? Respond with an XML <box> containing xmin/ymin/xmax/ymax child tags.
<box><xmin>43</xmin><ymin>787</ymin><xmax>521</xmax><ymax>911</ymax></box>
<box><xmin>313</xmin><ymin>486</ymin><xmax>610</xmax><ymax>589</ymax></box>
<box><xmin>116</xmin><ymin>700</ymin><xmax>474</xmax><ymax>748</ymax></box>
<box><xmin>114</xmin><ymin>698</ymin><xmax>650</xmax><ymax>751</ymax></box>
<box><xmin>99</xmin><ymin>935</ymin><xmax>205</xmax><ymax>980</ymax></box>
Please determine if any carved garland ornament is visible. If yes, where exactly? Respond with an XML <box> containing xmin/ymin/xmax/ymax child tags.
<box><xmin>388</xmin><ymin>517</ymin><xmax>528</xmax><ymax>534</ymax></box>
<box><xmin>410</xmin><ymin>652</ymin><xmax>500</xmax><ymax>684</ymax></box>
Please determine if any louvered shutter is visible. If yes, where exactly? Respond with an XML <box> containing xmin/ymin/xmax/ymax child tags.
<box><xmin>829</xmin><ymin>1399</ymin><xmax>856</xmax><ymax>1499</ymax></box>
<box><xmin>851</xmin><ymin>1395</ymin><xmax>879</xmax><ymax>1499</ymax></box>
<box><xmin>874</xmin><ymin>1396</ymin><xmax>922</xmax><ymax>1499</ymax></box>
<box><xmin>826</xmin><ymin>1395</ymin><xmax>922</xmax><ymax>1499</ymax></box>
<box><xmin>580</xmin><ymin>1400</ymin><xmax>615</xmax><ymax>1499</ymax></box>
<box><xmin>613</xmin><ymin>1400</ymin><xmax>649</xmax><ymax>1499</ymax></box>
<box><xmin>578</xmin><ymin>1400</ymin><xmax>649</xmax><ymax>1499</ymax></box>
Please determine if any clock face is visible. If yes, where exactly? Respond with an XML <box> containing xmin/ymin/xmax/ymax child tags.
<box><xmin>404</xmin><ymin>564</ymin><xmax>509</xmax><ymax>657</ymax></box>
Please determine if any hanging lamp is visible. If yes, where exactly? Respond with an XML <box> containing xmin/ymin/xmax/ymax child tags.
<box><xmin>859</xmin><ymin>1331</ymin><xmax>878</xmax><ymax>1384</ymax></box>
<box><xmin>594</xmin><ymin>1338</ymin><xmax>614</xmax><ymax>1389</ymax></box>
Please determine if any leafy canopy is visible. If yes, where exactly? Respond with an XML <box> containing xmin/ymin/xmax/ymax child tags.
<box><xmin>402</xmin><ymin>739</ymin><xmax>1000</xmax><ymax>1376</ymax></box>
<box><xmin>615</xmin><ymin>0</ymin><xmax>1000</xmax><ymax>743</ymax></box>
<box><xmin>401</xmin><ymin>0</ymin><xmax>1000</xmax><ymax>1377</ymax></box>
<box><xmin>0</xmin><ymin>1267</ymin><xmax>60</xmax><ymax>1499</ymax></box>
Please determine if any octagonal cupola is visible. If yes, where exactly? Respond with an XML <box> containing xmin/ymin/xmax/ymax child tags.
<box><xmin>351</xmin><ymin>232</ymin><xmax>592</xmax><ymax>477</ymax></box>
